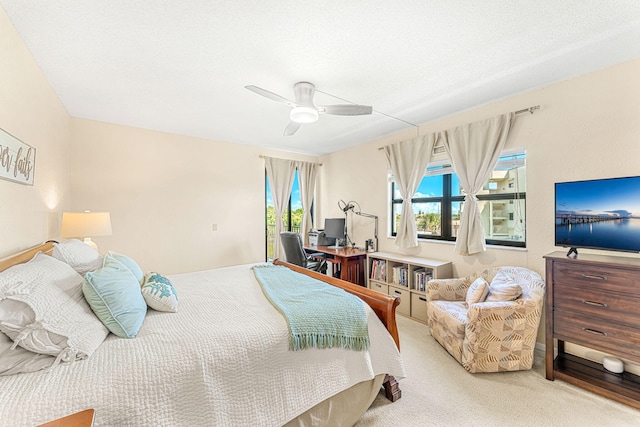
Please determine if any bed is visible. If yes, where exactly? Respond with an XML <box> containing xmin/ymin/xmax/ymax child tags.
<box><xmin>0</xmin><ymin>241</ymin><xmax>405</xmax><ymax>426</ymax></box>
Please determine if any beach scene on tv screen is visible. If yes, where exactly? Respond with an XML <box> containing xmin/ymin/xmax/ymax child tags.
<box><xmin>555</xmin><ymin>177</ymin><xmax>640</xmax><ymax>252</ymax></box>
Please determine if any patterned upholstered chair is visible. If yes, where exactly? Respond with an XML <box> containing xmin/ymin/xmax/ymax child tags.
<box><xmin>426</xmin><ymin>266</ymin><xmax>545</xmax><ymax>373</ymax></box>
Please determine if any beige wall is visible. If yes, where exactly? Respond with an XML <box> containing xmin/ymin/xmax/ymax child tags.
<box><xmin>320</xmin><ymin>58</ymin><xmax>640</xmax><ymax>279</ymax></box>
<box><xmin>0</xmin><ymin>8</ymin><xmax>72</xmax><ymax>259</ymax></box>
<box><xmin>69</xmin><ymin>118</ymin><xmax>317</xmax><ymax>274</ymax></box>
<box><xmin>3</xmin><ymin>0</ymin><xmax>640</xmax><ymax>362</ymax></box>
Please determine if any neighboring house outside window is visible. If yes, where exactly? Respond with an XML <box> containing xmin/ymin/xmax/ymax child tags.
<box><xmin>390</xmin><ymin>150</ymin><xmax>526</xmax><ymax>248</ymax></box>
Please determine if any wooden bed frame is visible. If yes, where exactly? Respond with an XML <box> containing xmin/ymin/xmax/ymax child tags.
<box><xmin>274</xmin><ymin>258</ymin><xmax>402</xmax><ymax>401</ymax></box>
<box><xmin>0</xmin><ymin>243</ymin><xmax>402</xmax><ymax>402</ymax></box>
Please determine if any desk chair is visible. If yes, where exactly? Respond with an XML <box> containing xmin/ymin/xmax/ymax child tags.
<box><xmin>280</xmin><ymin>232</ymin><xmax>327</xmax><ymax>274</ymax></box>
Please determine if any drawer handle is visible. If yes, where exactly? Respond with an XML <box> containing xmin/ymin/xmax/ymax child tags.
<box><xmin>394</xmin><ymin>290</ymin><xmax>401</xmax><ymax>295</ymax></box>
<box><xmin>582</xmin><ymin>300</ymin><xmax>607</xmax><ymax>308</ymax></box>
<box><xmin>581</xmin><ymin>274</ymin><xmax>607</xmax><ymax>281</ymax></box>
<box><xmin>581</xmin><ymin>327</ymin><xmax>607</xmax><ymax>336</ymax></box>
<box><xmin>419</xmin><ymin>297</ymin><xmax>427</xmax><ymax>302</ymax></box>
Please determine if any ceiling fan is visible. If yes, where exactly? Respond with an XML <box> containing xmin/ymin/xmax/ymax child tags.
<box><xmin>245</xmin><ymin>82</ymin><xmax>373</xmax><ymax>136</ymax></box>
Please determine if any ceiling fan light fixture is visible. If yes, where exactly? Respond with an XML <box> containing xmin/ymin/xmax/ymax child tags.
<box><xmin>290</xmin><ymin>106</ymin><xmax>319</xmax><ymax>124</ymax></box>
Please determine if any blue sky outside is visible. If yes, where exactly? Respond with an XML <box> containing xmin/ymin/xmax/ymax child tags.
<box><xmin>556</xmin><ymin>176</ymin><xmax>640</xmax><ymax>218</ymax></box>
<box><xmin>396</xmin><ymin>174</ymin><xmax>462</xmax><ymax>215</ymax></box>
<box><xmin>266</xmin><ymin>171</ymin><xmax>302</xmax><ymax>210</ymax></box>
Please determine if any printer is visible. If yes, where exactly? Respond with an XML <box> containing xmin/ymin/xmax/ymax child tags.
<box><xmin>308</xmin><ymin>230</ymin><xmax>336</xmax><ymax>246</ymax></box>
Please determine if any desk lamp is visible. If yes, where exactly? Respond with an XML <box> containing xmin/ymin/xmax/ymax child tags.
<box><xmin>339</xmin><ymin>200</ymin><xmax>378</xmax><ymax>252</ymax></box>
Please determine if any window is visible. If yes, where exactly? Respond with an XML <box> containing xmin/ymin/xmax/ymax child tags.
<box><xmin>391</xmin><ymin>150</ymin><xmax>526</xmax><ymax>247</ymax></box>
<box><xmin>265</xmin><ymin>171</ymin><xmax>303</xmax><ymax>260</ymax></box>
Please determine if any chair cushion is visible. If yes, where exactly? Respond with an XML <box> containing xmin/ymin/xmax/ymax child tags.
<box><xmin>465</xmin><ymin>277</ymin><xmax>489</xmax><ymax>305</ymax></box>
<box><xmin>427</xmin><ymin>300</ymin><xmax>467</xmax><ymax>363</ymax></box>
<box><xmin>486</xmin><ymin>271</ymin><xmax>522</xmax><ymax>302</ymax></box>
<box><xmin>428</xmin><ymin>301</ymin><xmax>467</xmax><ymax>340</ymax></box>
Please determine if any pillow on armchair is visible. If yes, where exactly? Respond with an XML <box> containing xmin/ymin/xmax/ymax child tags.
<box><xmin>465</xmin><ymin>277</ymin><xmax>489</xmax><ymax>305</ymax></box>
<box><xmin>485</xmin><ymin>271</ymin><xmax>522</xmax><ymax>302</ymax></box>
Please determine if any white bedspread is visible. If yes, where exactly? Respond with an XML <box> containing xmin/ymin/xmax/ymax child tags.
<box><xmin>0</xmin><ymin>263</ymin><xmax>405</xmax><ymax>426</ymax></box>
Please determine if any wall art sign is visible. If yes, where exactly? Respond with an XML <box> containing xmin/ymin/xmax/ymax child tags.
<box><xmin>0</xmin><ymin>128</ymin><xmax>35</xmax><ymax>186</ymax></box>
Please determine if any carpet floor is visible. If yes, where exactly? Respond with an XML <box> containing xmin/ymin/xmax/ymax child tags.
<box><xmin>356</xmin><ymin>316</ymin><xmax>640</xmax><ymax>427</ymax></box>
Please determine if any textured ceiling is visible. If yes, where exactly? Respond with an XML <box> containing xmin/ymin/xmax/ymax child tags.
<box><xmin>2</xmin><ymin>1</ymin><xmax>640</xmax><ymax>156</ymax></box>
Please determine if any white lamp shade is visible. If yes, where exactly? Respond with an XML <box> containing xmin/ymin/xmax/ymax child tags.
<box><xmin>61</xmin><ymin>211</ymin><xmax>112</xmax><ymax>239</ymax></box>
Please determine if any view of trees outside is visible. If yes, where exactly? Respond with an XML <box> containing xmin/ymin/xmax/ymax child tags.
<box><xmin>266</xmin><ymin>172</ymin><xmax>302</xmax><ymax>260</ymax></box>
<box><xmin>394</xmin><ymin>210</ymin><xmax>443</xmax><ymax>235</ymax></box>
<box><xmin>393</xmin><ymin>154</ymin><xmax>526</xmax><ymax>244</ymax></box>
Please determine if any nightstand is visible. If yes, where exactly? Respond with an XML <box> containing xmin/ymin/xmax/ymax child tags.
<box><xmin>37</xmin><ymin>409</ymin><xmax>95</xmax><ymax>427</ymax></box>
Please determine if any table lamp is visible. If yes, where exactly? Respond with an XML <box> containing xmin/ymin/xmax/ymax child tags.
<box><xmin>61</xmin><ymin>211</ymin><xmax>112</xmax><ymax>251</ymax></box>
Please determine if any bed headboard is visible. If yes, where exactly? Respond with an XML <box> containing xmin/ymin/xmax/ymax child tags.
<box><xmin>0</xmin><ymin>241</ymin><xmax>56</xmax><ymax>273</ymax></box>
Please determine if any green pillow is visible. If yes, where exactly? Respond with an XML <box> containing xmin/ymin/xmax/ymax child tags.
<box><xmin>83</xmin><ymin>256</ymin><xmax>147</xmax><ymax>338</ymax></box>
<box><xmin>106</xmin><ymin>252</ymin><xmax>144</xmax><ymax>284</ymax></box>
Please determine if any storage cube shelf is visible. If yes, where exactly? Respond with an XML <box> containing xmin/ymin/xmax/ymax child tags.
<box><xmin>367</xmin><ymin>252</ymin><xmax>452</xmax><ymax>323</ymax></box>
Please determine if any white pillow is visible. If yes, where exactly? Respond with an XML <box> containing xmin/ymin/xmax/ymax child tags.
<box><xmin>52</xmin><ymin>239</ymin><xmax>103</xmax><ymax>275</ymax></box>
<box><xmin>0</xmin><ymin>331</ymin><xmax>54</xmax><ymax>376</ymax></box>
<box><xmin>465</xmin><ymin>277</ymin><xmax>489</xmax><ymax>305</ymax></box>
<box><xmin>0</xmin><ymin>253</ymin><xmax>109</xmax><ymax>361</ymax></box>
<box><xmin>485</xmin><ymin>271</ymin><xmax>523</xmax><ymax>302</ymax></box>
<box><xmin>142</xmin><ymin>272</ymin><xmax>179</xmax><ymax>312</ymax></box>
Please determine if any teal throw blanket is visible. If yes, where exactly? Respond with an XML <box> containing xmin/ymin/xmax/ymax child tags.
<box><xmin>252</xmin><ymin>264</ymin><xmax>370</xmax><ymax>351</ymax></box>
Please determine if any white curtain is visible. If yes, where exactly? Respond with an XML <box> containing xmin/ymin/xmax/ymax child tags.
<box><xmin>264</xmin><ymin>157</ymin><xmax>296</xmax><ymax>260</ymax></box>
<box><xmin>296</xmin><ymin>160</ymin><xmax>318</xmax><ymax>244</ymax></box>
<box><xmin>440</xmin><ymin>113</ymin><xmax>514</xmax><ymax>256</ymax></box>
<box><xmin>384</xmin><ymin>134</ymin><xmax>436</xmax><ymax>248</ymax></box>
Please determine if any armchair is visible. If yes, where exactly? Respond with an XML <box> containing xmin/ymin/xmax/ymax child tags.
<box><xmin>279</xmin><ymin>232</ymin><xmax>327</xmax><ymax>274</ymax></box>
<box><xmin>426</xmin><ymin>266</ymin><xmax>545</xmax><ymax>373</ymax></box>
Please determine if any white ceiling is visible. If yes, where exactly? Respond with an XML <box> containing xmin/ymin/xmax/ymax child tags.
<box><xmin>2</xmin><ymin>1</ymin><xmax>640</xmax><ymax>156</ymax></box>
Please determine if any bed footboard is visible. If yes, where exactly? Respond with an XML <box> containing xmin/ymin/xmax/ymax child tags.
<box><xmin>273</xmin><ymin>259</ymin><xmax>402</xmax><ymax>402</ymax></box>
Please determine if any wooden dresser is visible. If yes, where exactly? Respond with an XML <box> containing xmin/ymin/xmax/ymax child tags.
<box><xmin>544</xmin><ymin>251</ymin><xmax>640</xmax><ymax>409</ymax></box>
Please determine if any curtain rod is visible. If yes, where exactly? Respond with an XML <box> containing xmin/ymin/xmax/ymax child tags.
<box><xmin>377</xmin><ymin>105</ymin><xmax>540</xmax><ymax>151</ymax></box>
<box><xmin>514</xmin><ymin>105</ymin><xmax>540</xmax><ymax>115</ymax></box>
<box><xmin>259</xmin><ymin>155</ymin><xmax>322</xmax><ymax>166</ymax></box>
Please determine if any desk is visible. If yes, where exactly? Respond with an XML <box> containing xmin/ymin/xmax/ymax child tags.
<box><xmin>304</xmin><ymin>245</ymin><xmax>367</xmax><ymax>286</ymax></box>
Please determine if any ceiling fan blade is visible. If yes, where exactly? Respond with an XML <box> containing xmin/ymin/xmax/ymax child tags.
<box><xmin>319</xmin><ymin>104</ymin><xmax>373</xmax><ymax>116</ymax></box>
<box><xmin>284</xmin><ymin>122</ymin><xmax>302</xmax><ymax>136</ymax></box>
<box><xmin>245</xmin><ymin>85</ymin><xmax>296</xmax><ymax>107</ymax></box>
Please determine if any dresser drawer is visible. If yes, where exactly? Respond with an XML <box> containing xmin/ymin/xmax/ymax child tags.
<box><xmin>554</xmin><ymin>286</ymin><xmax>640</xmax><ymax>326</ymax></box>
<box><xmin>553</xmin><ymin>263</ymin><xmax>640</xmax><ymax>296</ymax></box>
<box><xmin>369</xmin><ymin>281</ymin><xmax>388</xmax><ymax>295</ymax></box>
<box><xmin>410</xmin><ymin>293</ymin><xmax>428</xmax><ymax>322</ymax></box>
<box><xmin>389</xmin><ymin>286</ymin><xmax>411</xmax><ymax>317</ymax></box>
<box><xmin>554</xmin><ymin>311</ymin><xmax>640</xmax><ymax>362</ymax></box>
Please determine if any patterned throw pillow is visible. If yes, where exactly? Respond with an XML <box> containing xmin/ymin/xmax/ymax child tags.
<box><xmin>141</xmin><ymin>272</ymin><xmax>178</xmax><ymax>313</ymax></box>
<box><xmin>485</xmin><ymin>271</ymin><xmax>522</xmax><ymax>302</ymax></box>
<box><xmin>465</xmin><ymin>277</ymin><xmax>489</xmax><ymax>305</ymax></box>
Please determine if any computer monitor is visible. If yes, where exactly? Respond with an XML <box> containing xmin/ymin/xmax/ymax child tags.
<box><xmin>324</xmin><ymin>217</ymin><xmax>346</xmax><ymax>248</ymax></box>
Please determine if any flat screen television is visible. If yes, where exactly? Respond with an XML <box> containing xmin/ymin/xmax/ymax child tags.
<box><xmin>555</xmin><ymin>175</ymin><xmax>640</xmax><ymax>256</ymax></box>
<box><xmin>324</xmin><ymin>217</ymin><xmax>346</xmax><ymax>248</ymax></box>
